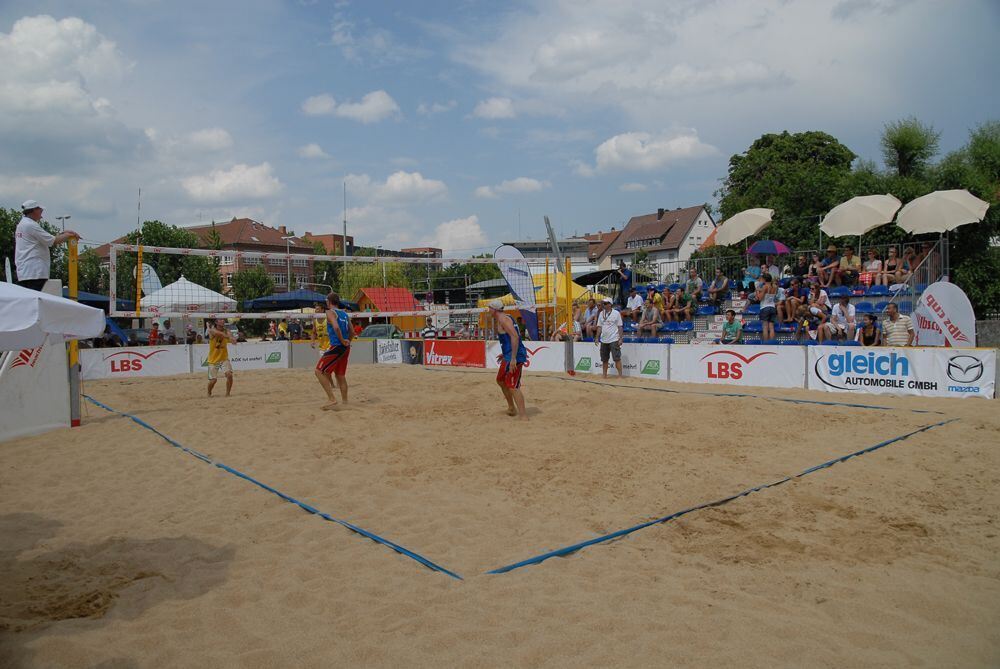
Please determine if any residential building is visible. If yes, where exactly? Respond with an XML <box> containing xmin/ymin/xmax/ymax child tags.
<box><xmin>597</xmin><ymin>206</ymin><xmax>716</xmax><ymax>275</ymax></box>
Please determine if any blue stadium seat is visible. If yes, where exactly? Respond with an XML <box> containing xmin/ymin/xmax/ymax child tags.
<box><xmin>623</xmin><ymin>336</ymin><xmax>638</xmax><ymax>343</ymax></box>
<box><xmin>776</xmin><ymin>322</ymin><xmax>796</xmax><ymax>332</ymax></box>
<box><xmin>803</xmin><ymin>339</ymin><xmax>818</xmax><ymax>345</ymax></box>
<box><xmin>697</xmin><ymin>305</ymin><xmax>716</xmax><ymax>316</ymax></box>
<box><xmin>866</xmin><ymin>285</ymin><xmax>889</xmax><ymax>297</ymax></box>
<box><xmin>623</xmin><ymin>322</ymin><xmax>637</xmax><ymax>332</ymax></box>
<box><xmin>656</xmin><ymin>283</ymin><xmax>667</xmax><ymax>292</ymax></box>
<box><xmin>728</xmin><ymin>280</ymin><xmax>740</xmax><ymax>290</ymax></box>
<box><xmin>582</xmin><ymin>336</ymin><xmax>594</xmax><ymax>343</ymax></box>
<box><xmin>899</xmin><ymin>301</ymin><xmax>913</xmax><ymax>313</ymax></box>
<box><xmin>658</xmin><ymin>337</ymin><xmax>675</xmax><ymax>344</ymax></box>
<box><xmin>742</xmin><ymin>338</ymin><xmax>761</xmax><ymax>345</ymax></box>
<box><xmin>820</xmin><ymin>340</ymin><xmax>839</xmax><ymax>345</ymax></box>
<box><xmin>745</xmin><ymin>303</ymin><xmax>761</xmax><ymax>315</ymax></box>
<box><xmin>828</xmin><ymin>286</ymin><xmax>851</xmax><ymax>297</ymax></box>
<box><xmin>875</xmin><ymin>301</ymin><xmax>891</xmax><ymax>312</ymax></box>
<box><xmin>679</xmin><ymin>321</ymin><xmax>695</xmax><ymax>331</ymax></box>
<box><xmin>781</xmin><ymin>339</ymin><xmax>802</xmax><ymax>345</ymax></box>
<box><xmin>778</xmin><ymin>278</ymin><xmax>792</xmax><ymax>288</ymax></box>
<box><xmin>761</xmin><ymin>339</ymin><xmax>779</xmax><ymax>346</ymax></box>
<box><xmin>854</xmin><ymin>301</ymin><xmax>874</xmax><ymax>314</ymax></box>
<box><xmin>663</xmin><ymin>321</ymin><xmax>680</xmax><ymax>332</ymax></box>
<box><xmin>668</xmin><ymin>283</ymin><xmax>682</xmax><ymax>291</ymax></box>
<box><xmin>743</xmin><ymin>321</ymin><xmax>763</xmax><ymax>333</ymax></box>
<box><xmin>841</xmin><ymin>339</ymin><xmax>860</xmax><ymax>346</ymax></box>
<box><xmin>915</xmin><ymin>283</ymin><xmax>928</xmax><ymax>293</ymax></box>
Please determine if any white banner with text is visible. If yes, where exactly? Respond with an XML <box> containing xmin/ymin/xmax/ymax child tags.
<box><xmin>671</xmin><ymin>344</ymin><xmax>805</xmax><ymax>388</ymax></box>
<box><xmin>81</xmin><ymin>345</ymin><xmax>191</xmax><ymax>380</ymax></box>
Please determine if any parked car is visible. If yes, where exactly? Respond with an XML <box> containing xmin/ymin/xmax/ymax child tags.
<box><xmin>358</xmin><ymin>324</ymin><xmax>403</xmax><ymax>339</ymax></box>
<box><xmin>123</xmin><ymin>328</ymin><xmax>150</xmax><ymax>346</ymax></box>
<box><xmin>226</xmin><ymin>324</ymin><xmax>247</xmax><ymax>342</ymax></box>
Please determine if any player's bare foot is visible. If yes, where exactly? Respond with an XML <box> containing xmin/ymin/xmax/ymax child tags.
<box><xmin>321</xmin><ymin>402</ymin><xmax>339</xmax><ymax>411</ymax></box>
<box><xmin>506</xmin><ymin>407</ymin><xmax>518</xmax><ymax>416</ymax></box>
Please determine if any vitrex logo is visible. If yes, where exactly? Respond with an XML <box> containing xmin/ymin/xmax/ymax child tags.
<box><xmin>103</xmin><ymin>349</ymin><xmax>166</xmax><ymax>373</ymax></box>
<box><xmin>699</xmin><ymin>350</ymin><xmax>775</xmax><ymax>380</ymax></box>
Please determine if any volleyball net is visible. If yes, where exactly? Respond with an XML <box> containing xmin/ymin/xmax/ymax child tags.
<box><xmin>107</xmin><ymin>243</ymin><xmax>573</xmax><ymax>334</ymax></box>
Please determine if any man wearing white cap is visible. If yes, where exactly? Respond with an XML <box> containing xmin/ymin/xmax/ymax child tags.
<box><xmin>595</xmin><ymin>298</ymin><xmax>624</xmax><ymax>378</ymax></box>
<box><xmin>488</xmin><ymin>300</ymin><xmax>528</xmax><ymax>420</ymax></box>
<box><xmin>15</xmin><ymin>200</ymin><xmax>80</xmax><ymax>290</ymax></box>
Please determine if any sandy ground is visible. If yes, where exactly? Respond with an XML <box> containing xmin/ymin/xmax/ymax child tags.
<box><xmin>1</xmin><ymin>364</ymin><xmax>999</xmax><ymax>668</ymax></box>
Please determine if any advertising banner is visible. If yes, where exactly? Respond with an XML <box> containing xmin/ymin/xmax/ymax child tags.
<box><xmin>402</xmin><ymin>340</ymin><xmax>424</xmax><ymax>364</ymax></box>
<box><xmin>423</xmin><ymin>340</ymin><xmax>486</xmax><ymax>368</ymax></box>
<box><xmin>191</xmin><ymin>341</ymin><xmax>289</xmax><ymax>372</ymax></box>
<box><xmin>375</xmin><ymin>339</ymin><xmax>403</xmax><ymax>364</ymax></box>
<box><xmin>807</xmin><ymin>346</ymin><xmax>995</xmax><ymax>399</ymax></box>
<box><xmin>671</xmin><ymin>344</ymin><xmax>805</xmax><ymax>388</ymax></box>
<box><xmin>912</xmin><ymin>281</ymin><xmax>977</xmax><ymax>347</ymax></box>
<box><xmin>81</xmin><ymin>345</ymin><xmax>191</xmax><ymax>380</ymax></box>
<box><xmin>486</xmin><ymin>341</ymin><xmax>566</xmax><ymax>373</ymax></box>
<box><xmin>572</xmin><ymin>343</ymin><xmax>669</xmax><ymax>379</ymax></box>
<box><xmin>0</xmin><ymin>337</ymin><xmax>71</xmax><ymax>442</ymax></box>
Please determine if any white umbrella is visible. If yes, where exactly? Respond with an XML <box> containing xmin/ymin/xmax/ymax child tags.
<box><xmin>896</xmin><ymin>189</ymin><xmax>989</xmax><ymax>234</ymax></box>
<box><xmin>820</xmin><ymin>194</ymin><xmax>902</xmax><ymax>237</ymax></box>
<box><xmin>714</xmin><ymin>208</ymin><xmax>774</xmax><ymax>246</ymax></box>
<box><xmin>143</xmin><ymin>276</ymin><xmax>236</xmax><ymax>313</ymax></box>
<box><xmin>0</xmin><ymin>282</ymin><xmax>105</xmax><ymax>350</ymax></box>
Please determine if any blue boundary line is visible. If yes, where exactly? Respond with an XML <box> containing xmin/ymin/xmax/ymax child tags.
<box><xmin>553</xmin><ymin>376</ymin><xmax>945</xmax><ymax>414</ymax></box>
<box><xmin>486</xmin><ymin>418</ymin><xmax>958</xmax><ymax>574</ymax></box>
<box><xmin>84</xmin><ymin>395</ymin><xmax>463</xmax><ymax>580</ymax></box>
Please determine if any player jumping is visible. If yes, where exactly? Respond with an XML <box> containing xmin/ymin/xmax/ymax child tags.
<box><xmin>206</xmin><ymin>318</ymin><xmax>237</xmax><ymax>397</ymax></box>
<box><xmin>315</xmin><ymin>292</ymin><xmax>352</xmax><ymax>411</ymax></box>
<box><xmin>488</xmin><ymin>300</ymin><xmax>528</xmax><ymax>421</ymax></box>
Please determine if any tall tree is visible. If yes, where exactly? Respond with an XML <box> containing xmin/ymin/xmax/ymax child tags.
<box><xmin>115</xmin><ymin>220</ymin><xmax>222</xmax><ymax>301</ymax></box>
<box><xmin>715</xmin><ymin>131</ymin><xmax>856</xmax><ymax>248</ymax></box>
<box><xmin>230</xmin><ymin>266</ymin><xmax>275</xmax><ymax>308</ymax></box>
<box><xmin>881</xmin><ymin>117</ymin><xmax>941</xmax><ymax>178</ymax></box>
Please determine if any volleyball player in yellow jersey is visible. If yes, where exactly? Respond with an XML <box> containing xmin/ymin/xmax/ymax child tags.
<box><xmin>310</xmin><ymin>302</ymin><xmax>329</xmax><ymax>350</ymax></box>
<box><xmin>207</xmin><ymin>318</ymin><xmax>237</xmax><ymax>397</ymax></box>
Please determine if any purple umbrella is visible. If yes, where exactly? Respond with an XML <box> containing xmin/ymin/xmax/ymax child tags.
<box><xmin>746</xmin><ymin>240</ymin><xmax>792</xmax><ymax>255</ymax></box>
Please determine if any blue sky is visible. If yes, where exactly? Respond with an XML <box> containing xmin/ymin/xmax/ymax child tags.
<box><xmin>1</xmin><ymin>0</ymin><xmax>997</xmax><ymax>254</ymax></box>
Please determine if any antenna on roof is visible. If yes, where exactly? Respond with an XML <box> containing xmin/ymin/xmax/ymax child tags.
<box><xmin>136</xmin><ymin>187</ymin><xmax>141</xmax><ymax>231</ymax></box>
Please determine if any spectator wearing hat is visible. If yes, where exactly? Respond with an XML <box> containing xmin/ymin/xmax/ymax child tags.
<box><xmin>14</xmin><ymin>200</ymin><xmax>80</xmax><ymax>290</ymax></box>
<box><xmin>595</xmin><ymin>298</ymin><xmax>623</xmax><ymax>378</ymax></box>
<box><xmin>818</xmin><ymin>245</ymin><xmax>840</xmax><ymax>288</ymax></box>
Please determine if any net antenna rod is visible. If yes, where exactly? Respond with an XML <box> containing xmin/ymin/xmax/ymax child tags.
<box><xmin>342</xmin><ymin>181</ymin><xmax>348</xmax><ymax>289</ymax></box>
<box><xmin>544</xmin><ymin>215</ymin><xmax>563</xmax><ymax>266</ymax></box>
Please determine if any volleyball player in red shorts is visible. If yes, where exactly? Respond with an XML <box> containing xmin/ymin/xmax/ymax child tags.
<box><xmin>488</xmin><ymin>300</ymin><xmax>528</xmax><ymax>420</ymax></box>
<box><xmin>315</xmin><ymin>292</ymin><xmax>352</xmax><ymax>410</ymax></box>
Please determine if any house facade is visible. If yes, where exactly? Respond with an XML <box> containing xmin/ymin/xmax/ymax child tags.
<box><xmin>598</xmin><ymin>206</ymin><xmax>716</xmax><ymax>275</ymax></box>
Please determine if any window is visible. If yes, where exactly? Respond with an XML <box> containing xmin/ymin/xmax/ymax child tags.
<box><xmin>273</xmin><ymin>273</ymin><xmax>286</xmax><ymax>285</ymax></box>
<box><xmin>243</xmin><ymin>257</ymin><xmax>261</xmax><ymax>266</ymax></box>
<box><xmin>292</xmin><ymin>258</ymin><xmax>308</xmax><ymax>267</ymax></box>
<box><xmin>269</xmin><ymin>257</ymin><xmax>283</xmax><ymax>266</ymax></box>
<box><xmin>219</xmin><ymin>254</ymin><xmax>234</xmax><ymax>266</ymax></box>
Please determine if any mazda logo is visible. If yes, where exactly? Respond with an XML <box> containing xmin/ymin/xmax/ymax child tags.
<box><xmin>947</xmin><ymin>355</ymin><xmax>984</xmax><ymax>383</ymax></box>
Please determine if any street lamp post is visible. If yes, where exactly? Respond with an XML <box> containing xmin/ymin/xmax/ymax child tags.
<box><xmin>281</xmin><ymin>235</ymin><xmax>295</xmax><ymax>291</ymax></box>
<box><xmin>55</xmin><ymin>215</ymin><xmax>71</xmax><ymax>232</ymax></box>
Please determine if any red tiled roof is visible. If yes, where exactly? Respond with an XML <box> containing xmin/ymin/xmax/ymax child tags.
<box><xmin>355</xmin><ymin>287</ymin><xmax>419</xmax><ymax>311</ymax></box>
<box><xmin>588</xmin><ymin>229</ymin><xmax>621</xmax><ymax>261</ymax></box>
<box><xmin>186</xmin><ymin>218</ymin><xmax>314</xmax><ymax>251</ymax></box>
<box><xmin>602</xmin><ymin>206</ymin><xmax>707</xmax><ymax>258</ymax></box>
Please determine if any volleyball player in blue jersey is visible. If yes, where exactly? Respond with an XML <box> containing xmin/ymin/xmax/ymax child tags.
<box><xmin>488</xmin><ymin>300</ymin><xmax>528</xmax><ymax>421</ymax></box>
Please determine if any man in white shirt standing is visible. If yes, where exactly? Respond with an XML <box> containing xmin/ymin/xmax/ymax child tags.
<box><xmin>14</xmin><ymin>200</ymin><xmax>79</xmax><ymax>290</ymax></box>
<box><xmin>595</xmin><ymin>298</ymin><xmax>624</xmax><ymax>378</ymax></box>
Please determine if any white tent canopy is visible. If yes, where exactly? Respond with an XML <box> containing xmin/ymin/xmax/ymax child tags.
<box><xmin>143</xmin><ymin>276</ymin><xmax>236</xmax><ymax>314</ymax></box>
<box><xmin>0</xmin><ymin>282</ymin><xmax>105</xmax><ymax>350</ymax></box>
<box><xmin>820</xmin><ymin>194</ymin><xmax>902</xmax><ymax>237</ymax></box>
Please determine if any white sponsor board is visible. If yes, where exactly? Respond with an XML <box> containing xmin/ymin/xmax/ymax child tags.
<box><xmin>0</xmin><ymin>337</ymin><xmax>71</xmax><ymax>442</ymax></box>
<box><xmin>808</xmin><ymin>346</ymin><xmax>995</xmax><ymax>399</ymax></box>
<box><xmin>572</xmin><ymin>343</ymin><xmax>669</xmax><ymax>379</ymax></box>
<box><xmin>671</xmin><ymin>344</ymin><xmax>805</xmax><ymax>388</ymax></box>
<box><xmin>913</xmin><ymin>281</ymin><xmax>976</xmax><ymax>347</ymax></box>
<box><xmin>81</xmin><ymin>345</ymin><xmax>191</xmax><ymax>379</ymax></box>
<box><xmin>375</xmin><ymin>339</ymin><xmax>403</xmax><ymax>364</ymax></box>
<box><xmin>191</xmin><ymin>341</ymin><xmax>289</xmax><ymax>372</ymax></box>
<box><xmin>486</xmin><ymin>341</ymin><xmax>565</xmax><ymax>372</ymax></box>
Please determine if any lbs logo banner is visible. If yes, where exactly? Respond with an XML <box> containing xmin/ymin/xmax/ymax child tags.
<box><xmin>671</xmin><ymin>345</ymin><xmax>804</xmax><ymax>388</ymax></box>
<box><xmin>807</xmin><ymin>347</ymin><xmax>995</xmax><ymax>399</ymax></box>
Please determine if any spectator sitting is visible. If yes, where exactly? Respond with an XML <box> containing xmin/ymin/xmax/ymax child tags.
<box><xmin>421</xmin><ymin>317</ymin><xmax>437</xmax><ymax>339</ymax></box>
<box><xmin>148</xmin><ymin>321</ymin><xmax>160</xmax><ymax>346</ymax></box>
<box><xmin>764</xmin><ymin>255</ymin><xmax>780</xmax><ymax>279</ymax></box>
<box><xmin>794</xmin><ymin>304</ymin><xmax>827</xmax><ymax>342</ymax></box>
<box><xmin>807</xmin><ymin>283</ymin><xmax>832</xmax><ymax>316</ymax></box>
<box><xmin>860</xmin><ymin>249</ymin><xmax>881</xmax><ymax>288</ymax></box>
<box><xmin>882</xmin><ymin>302</ymin><xmax>914</xmax><ymax>347</ymax></box>
<box><xmin>622</xmin><ymin>287</ymin><xmax>643</xmax><ymax>321</ymax></box>
<box><xmin>647</xmin><ymin>286</ymin><xmax>665</xmax><ymax>315</ymax></box>
<box><xmin>879</xmin><ymin>246</ymin><xmax>905</xmax><ymax>286</ymax></box>
<box><xmin>686</xmin><ymin>268</ymin><xmax>704</xmax><ymax>301</ymax></box>
<box><xmin>659</xmin><ymin>287</ymin><xmax>673</xmax><ymax>319</ymax></box>
<box><xmin>818</xmin><ymin>245</ymin><xmax>840</xmax><ymax>287</ymax></box>
<box><xmin>669</xmin><ymin>286</ymin><xmax>695</xmax><ymax>322</ymax></box>
<box><xmin>742</xmin><ymin>256</ymin><xmax>761</xmax><ymax>290</ymax></box>
<box><xmin>781</xmin><ymin>278</ymin><xmax>808</xmax><ymax>323</ymax></box>
<box><xmin>636</xmin><ymin>298</ymin><xmax>662</xmax><ymax>337</ymax></box>
<box><xmin>288</xmin><ymin>320</ymin><xmax>303</xmax><ymax>340</ymax></box>
<box><xmin>719</xmin><ymin>309</ymin><xmax>742</xmax><ymax>345</ymax></box>
<box><xmin>551</xmin><ymin>318</ymin><xmax>582</xmax><ymax>342</ymax></box>
<box><xmin>807</xmin><ymin>252</ymin><xmax>823</xmax><ymax>285</ymax></box>
<box><xmin>825</xmin><ymin>294</ymin><xmax>857</xmax><ymax>341</ymax></box>
<box><xmin>837</xmin><ymin>246</ymin><xmax>861</xmax><ymax>286</ymax></box>
<box><xmin>901</xmin><ymin>246</ymin><xmax>918</xmax><ymax>281</ymax></box>
<box><xmin>195</xmin><ymin>334</ymin><xmax>204</xmax><ymax>344</ymax></box>
<box><xmin>278</xmin><ymin>319</ymin><xmax>289</xmax><ymax>339</ymax></box>
<box><xmin>856</xmin><ymin>313</ymin><xmax>882</xmax><ymax>346</ymax></box>
<box><xmin>707</xmin><ymin>268</ymin><xmax>728</xmax><ymax>308</ymax></box>
<box><xmin>791</xmin><ymin>254</ymin><xmax>810</xmax><ymax>280</ymax></box>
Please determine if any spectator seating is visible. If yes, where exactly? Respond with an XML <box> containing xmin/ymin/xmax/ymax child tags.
<box><xmin>854</xmin><ymin>301</ymin><xmax>874</xmax><ymax>314</ymax></box>
<box><xmin>915</xmin><ymin>283</ymin><xmax>928</xmax><ymax>293</ymax></box>
<box><xmin>781</xmin><ymin>339</ymin><xmax>801</xmax><ymax>345</ymax></box>
<box><xmin>697</xmin><ymin>305</ymin><xmax>716</xmax><ymax>316</ymax></box>
<box><xmin>828</xmin><ymin>286</ymin><xmax>851</xmax><ymax>297</ymax></box>
<box><xmin>658</xmin><ymin>337</ymin><xmax>674</xmax><ymax>344</ymax></box>
<box><xmin>742</xmin><ymin>338</ymin><xmax>761</xmax><ymax>345</ymax></box>
<box><xmin>866</xmin><ymin>285</ymin><xmax>889</xmax><ymax>297</ymax></box>
<box><xmin>761</xmin><ymin>339</ymin><xmax>779</xmax><ymax>345</ymax></box>
<box><xmin>745</xmin><ymin>303</ymin><xmax>761</xmax><ymax>315</ymax></box>
<box><xmin>899</xmin><ymin>301</ymin><xmax>913</xmax><ymax>313</ymax></box>
<box><xmin>743</xmin><ymin>321</ymin><xmax>763</xmax><ymax>333</ymax></box>
<box><xmin>874</xmin><ymin>301</ymin><xmax>891</xmax><ymax>312</ymax></box>
<box><xmin>668</xmin><ymin>283</ymin><xmax>682</xmax><ymax>291</ymax></box>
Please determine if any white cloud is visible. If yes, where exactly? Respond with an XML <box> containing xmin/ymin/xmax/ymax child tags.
<box><xmin>619</xmin><ymin>182</ymin><xmax>648</xmax><ymax>192</ymax></box>
<box><xmin>297</xmin><ymin>143</ymin><xmax>330</xmax><ymax>159</ymax></box>
<box><xmin>417</xmin><ymin>100</ymin><xmax>457</xmax><ymax>115</ymax></box>
<box><xmin>330</xmin><ymin>16</ymin><xmax>427</xmax><ymax>64</ymax></box>
<box><xmin>302</xmin><ymin>94</ymin><xmax>337</xmax><ymax>115</ymax></box>
<box><xmin>427</xmin><ymin>215</ymin><xmax>489</xmax><ymax>253</ymax></box>
<box><xmin>184</xmin><ymin>127</ymin><xmax>233</xmax><ymax>151</ymax></box>
<box><xmin>181</xmin><ymin>162</ymin><xmax>284</xmax><ymax>203</ymax></box>
<box><xmin>472</xmin><ymin>97</ymin><xmax>516</xmax><ymax>119</ymax></box>
<box><xmin>578</xmin><ymin>130</ymin><xmax>719</xmax><ymax>175</ymax></box>
<box><xmin>301</xmin><ymin>90</ymin><xmax>400</xmax><ymax>123</ymax></box>
<box><xmin>344</xmin><ymin>170</ymin><xmax>447</xmax><ymax>204</ymax></box>
<box><xmin>475</xmin><ymin>177</ymin><xmax>550</xmax><ymax>198</ymax></box>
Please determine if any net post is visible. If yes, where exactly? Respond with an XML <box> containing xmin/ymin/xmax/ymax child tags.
<box><xmin>68</xmin><ymin>239</ymin><xmax>81</xmax><ymax>427</ymax></box>
<box><xmin>564</xmin><ymin>257</ymin><xmax>573</xmax><ymax>372</ymax></box>
<box><xmin>135</xmin><ymin>240</ymin><xmax>143</xmax><ymax>319</ymax></box>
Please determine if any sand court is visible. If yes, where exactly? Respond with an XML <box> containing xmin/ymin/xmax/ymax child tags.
<box><xmin>2</xmin><ymin>364</ymin><xmax>999</xmax><ymax>667</ymax></box>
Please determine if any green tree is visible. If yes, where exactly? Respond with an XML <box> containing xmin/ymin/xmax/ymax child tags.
<box><xmin>115</xmin><ymin>220</ymin><xmax>222</xmax><ymax>301</ymax></box>
<box><xmin>716</xmin><ymin>131</ymin><xmax>856</xmax><ymax>248</ymax></box>
<box><xmin>230</xmin><ymin>266</ymin><xmax>275</xmax><ymax>308</ymax></box>
<box><xmin>310</xmin><ymin>240</ymin><xmax>339</xmax><ymax>292</ymax></box>
<box><xmin>338</xmin><ymin>261</ymin><xmax>411</xmax><ymax>303</ymax></box>
<box><xmin>881</xmin><ymin>117</ymin><xmax>941</xmax><ymax>178</ymax></box>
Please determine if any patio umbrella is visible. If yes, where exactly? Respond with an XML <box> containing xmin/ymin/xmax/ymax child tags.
<box><xmin>896</xmin><ymin>189</ymin><xmax>989</xmax><ymax>234</ymax></box>
<box><xmin>820</xmin><ymin>194</ymin><xmax>902</xmax><ymax>237</ymax></box>
<box><xmin>746</xmin><ymin>240</ymin><xmax>792</xmax><ymax>255</ymax></box>
<box><xmin>714</xmin><ymin>208</ymin><xmax>774</xmax><ymax>246</ymax></box>
<box><xmin>0</xmin><ymin>282</ymin><xmax>105</xmax><ymax>350</ymax></box>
